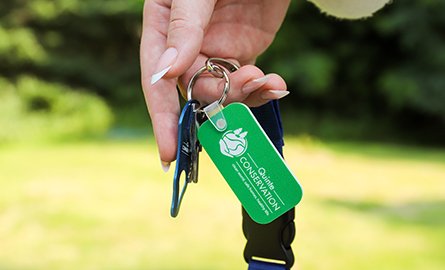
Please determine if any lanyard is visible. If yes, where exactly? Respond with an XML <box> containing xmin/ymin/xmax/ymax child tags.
<box><xmin>248</xmin><ymin>260</ymin><xmax>288</xmax><ymax>270</ymax></box>
<box><xmin>243</xmin><ymin>207</ymin><xmax>295</xmax><ymax>269</ymax></box>
<box><xmin>243</xmin><ymin>101</ymin><xmax>296</xmax><ymax>270</ymax></box>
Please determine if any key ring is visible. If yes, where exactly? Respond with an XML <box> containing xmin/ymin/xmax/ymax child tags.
<box><xmin>186</xmin><ymin>58</ymin><xmax>239</xmax><ymax>107</ymax></box>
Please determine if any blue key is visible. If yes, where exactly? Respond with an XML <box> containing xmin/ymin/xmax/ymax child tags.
<box><xmin>171</xmin><ymin>100</ymin><xmax>201</xmax><ymax>217</ymax></box>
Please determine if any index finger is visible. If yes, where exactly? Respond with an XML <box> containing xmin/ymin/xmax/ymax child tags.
<box><xmin>140</xmin><ymin>0</ymin><xmax>180</xmax><ymax>164</ymax></box>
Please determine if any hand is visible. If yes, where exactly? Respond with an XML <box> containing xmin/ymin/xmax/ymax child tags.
<box><xmin>140</xmin><ymin>0</ymin><xmax>291</xmax><ymax>170</ymax></box>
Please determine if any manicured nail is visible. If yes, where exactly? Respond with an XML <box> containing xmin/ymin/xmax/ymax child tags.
<box><xmin>261</xmin><ymin>90</ymin><xmax>290</xmax><ymax>100</ymax></box>
<box><xmin>151</xmin><ymin>47</ymin><xmax>178</xmax><ymax>85</ymax></box>
<box><xmin>161</xmin><ymin>161</ymin><xmax>171</xmax><ymax>173</ymax></box>
<box><xmin>242</xmin><ymin>76</ymin><xmax>269</xmax><ymax>94</ymax></box>
<box><xmin>151</xmin><ymin>66</ymin><xmax>171</xmax><ymax>85</ymax></box>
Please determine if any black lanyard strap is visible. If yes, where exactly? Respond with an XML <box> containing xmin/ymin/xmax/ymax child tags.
<box><xmin>244</xmin><ymin>101</ymin><xmax>296</xmax><ymax>269</ymax></box>
<box><xmin>242</xmin><ymin>207</ymin><xmax>296</xmax><ymax>269</ymax></box>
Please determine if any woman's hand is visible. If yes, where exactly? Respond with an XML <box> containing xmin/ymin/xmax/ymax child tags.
<box><xmin>140</xmin><ymin>0</ymin><xmax>291</xmax><ymax>169</ymax></box>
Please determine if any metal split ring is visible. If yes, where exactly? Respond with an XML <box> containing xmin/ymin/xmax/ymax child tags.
<box><xmin>186</xmin><ymin>58</ymin><xmax>239</xmax><ymax>106</ymax></box>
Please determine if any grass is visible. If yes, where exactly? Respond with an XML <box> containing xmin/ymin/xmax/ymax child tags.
<box><xmin>0</xmin><ymin>138</ymin><xmax>444</xmax><ymax>270</ymax></box>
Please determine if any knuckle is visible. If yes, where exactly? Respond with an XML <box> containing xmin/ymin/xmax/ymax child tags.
<box><xmin>168</xmin><ymin>17</ymin><xmax>203</xmax><ymax>36</ymax></box>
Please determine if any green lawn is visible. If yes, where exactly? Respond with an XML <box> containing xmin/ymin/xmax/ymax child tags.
<box><xmin>0</xmin><ymin>138</ymin><xmax>444</xmax><ymax>270</ymax></box>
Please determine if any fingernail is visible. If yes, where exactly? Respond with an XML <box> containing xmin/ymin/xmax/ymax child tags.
<box><xmin>151</xmin><ymin>66</ymin><xmax>172</xmax><ymax>85</ymax></box>
<box><xmin>151</xmin><ymin>47</ymin><xmax>178</xmax><ymax>85</ymax></box>
<box><xmin>261</xmin><ymin>90</ymin><xmax>290</xmax><ymax>100</ymax></box>
<box><xmin>161</xmin><ymin>161</ymin><xmax>171</xmax><ymax>173</ymax></box>
<box><xmin>242</xmin><ymin>76</ymin><xmax>269</xmax><ymax>94</ymax></box>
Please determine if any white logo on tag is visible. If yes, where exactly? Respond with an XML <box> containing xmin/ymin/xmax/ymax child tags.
<box><xmin>219</xmin><ymin>128</ymin><xmax>248</xmax><ymax>158</ymax></box>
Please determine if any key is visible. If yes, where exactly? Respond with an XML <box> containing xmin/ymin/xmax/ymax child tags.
<box><xmin>189</xmin><ymin>129</ymin><xmax>200</xmax><ymax>184</ymax></box>
<box><xmin>190</xmin><ymin>108</ymin><xmax>206</xmax><ymax>183</ymax></box>
<box><xmin>171</xmin><ymin>99</ymin><xmax>201</xmax><ymax>217</ymax></box>
<box><xmin>170</xmin><ymin>57</ymin><xmax>237</xmax><ymax>218</ymax></box>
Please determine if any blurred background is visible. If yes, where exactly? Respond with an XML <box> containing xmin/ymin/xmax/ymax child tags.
<box><xmin>0</xmin><ymin>0</ymin><xmax>444</xmax><ymax>269</ymax></box>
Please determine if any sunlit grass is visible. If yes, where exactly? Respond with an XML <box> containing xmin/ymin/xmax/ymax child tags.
<box><xmin>0</xmin><ymin>138</ymin><xmax>444</xmax><ymax>270</ymax></box>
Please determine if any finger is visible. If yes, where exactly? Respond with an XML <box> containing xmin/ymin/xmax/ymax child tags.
<box><xmin>141</xmin><ymin>0</ymin><xmax>171</xmax><ymax>85</ymax></box>
<box><xmin>179</xmin><ymin>61</ymin><xmax>264</xmax><ymax>105</ymax></box>
<box><xmin>140</xmin><ymin>0</ymin><xmax>180</xmax><ymax>166</ymax></box>
<box><xmin>178</xmin><ymin>62</ymin><xmax>288</xmax><ymax>107</ymax></box>
<box><xmin>223</xmin><ymin>65</ymin><xmax>266</xmax><ymax>104</ymax></box>
<box><xmin>145</xmin><ymin>78</ymin><xmax>180</xmax><ymax>165</ymax></box>
<box><xmin>176</xmin><ymin>54</ymin><xmax>215</xmax><ymax>101</ymax></box>
<box><xmin>243</xmin><ymin>73</ymin><xmax>289</xmax><ymax>107</ymax></box>
<box><xmin>244</xmin><ymin>90</ymin><xmax>290</xmax><ymax>107</ymax></box>
<box><xmin>201</xmin><ymin>67</ymin><xmax>287</xmax><ymax>107</ymax></box>
<box><xmin>155</xmin><ymin>0</ymin><xmax>216</xmax><ymax>80</ymax></box>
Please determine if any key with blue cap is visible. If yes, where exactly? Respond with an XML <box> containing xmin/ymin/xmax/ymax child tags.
<box><xmin>170</xmin><ymin>99</ymin><xmax>202</xmax><ymax>217</ymax></box>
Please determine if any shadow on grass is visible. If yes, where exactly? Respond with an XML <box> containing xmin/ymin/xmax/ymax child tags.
<box><xmin>323</xmin><ymin>199</ymin><xmax>445</xmax><ymax>227</ymax></box>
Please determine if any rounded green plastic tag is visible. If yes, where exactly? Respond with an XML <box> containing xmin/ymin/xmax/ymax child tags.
<box><xmin>198</xmin><ymin>103</ymin><xmax>303</xmax><ymax>224</ymax></box>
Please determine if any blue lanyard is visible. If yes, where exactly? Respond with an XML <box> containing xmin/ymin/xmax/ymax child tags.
<box><xmin>248</xmin><ymin>260</ymin><xmax>288</xmax><ymax>270</ymax></box>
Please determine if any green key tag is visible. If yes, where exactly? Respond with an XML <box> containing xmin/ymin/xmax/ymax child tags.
<box><xmin>198</xmin><ymin>102</ymin><xmax>303</xmax><ymax>224</ymax></box>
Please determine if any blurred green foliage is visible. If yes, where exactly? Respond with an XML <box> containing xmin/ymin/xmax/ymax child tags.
<box><xmin>0</xmin><ymin>0</ymin><xmax>444</xmax><ymax>143</ymax></box>
<box><xmin>261</xmin><ymin>0</ymin><xmax>445</xmax><ymax>143</ymax></box>
<box><xmin>0</xmin><ymin>76</ymin><xmax>112</xmax><ymax>142</ymax></box>
<box><xmin>0</xmin><ymin>0</ymin><xmax>143</xmax><ymax>102</ymax></box>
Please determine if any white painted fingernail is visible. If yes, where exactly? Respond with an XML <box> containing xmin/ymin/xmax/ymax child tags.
<box><xmin>242</xmin><ymin>75</ymin><xmax>269</xmax><ymax>94</ymax></box>
<box><xmin>151</xmin><ymin>66</ymin><xmax>172</xmax><ymax>85</ymax></box>
<box><xmin>161</xmin><ymin>161</ymin><xmax>171</xmax><ymax>173</ymax></box>
<box><xmin>261</xmin><ymin>90</ymin><xmax>290</xmax><ymax>100</ymax></box>
<box><xmin>151</xmin><ymin>47</ymin><xmax>178</xmax><ymax>85</ymax></box>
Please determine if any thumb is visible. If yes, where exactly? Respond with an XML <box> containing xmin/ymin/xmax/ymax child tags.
<box><xmin>164</xmin><ymin>0</ymin><xmax>216</xmax><ymax>77</ymax></box>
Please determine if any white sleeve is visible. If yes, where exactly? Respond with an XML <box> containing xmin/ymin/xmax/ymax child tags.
<box><xmin>308</xmin><ymin>0</ymin><xmax>392</xmax><ymax>19</ymax></box>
